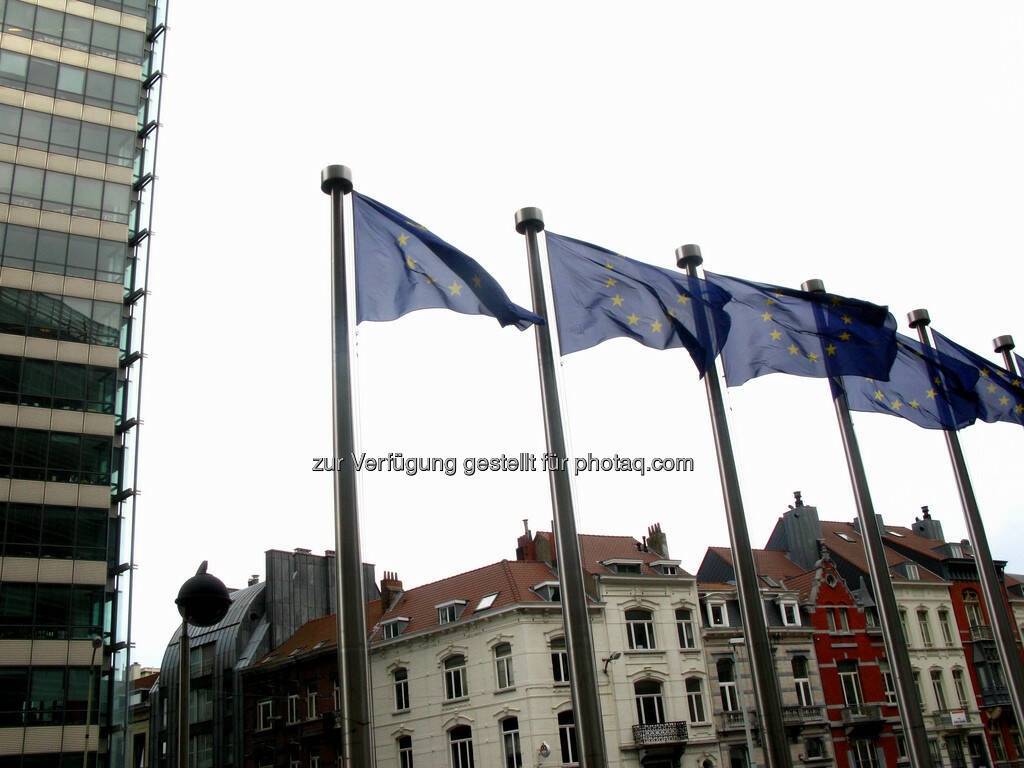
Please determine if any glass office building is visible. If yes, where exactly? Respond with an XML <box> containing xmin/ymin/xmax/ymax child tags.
<box><xmin>0</xmin><ymin>0</ymin><xmax>168</xmax><ymax>765</ymax></box>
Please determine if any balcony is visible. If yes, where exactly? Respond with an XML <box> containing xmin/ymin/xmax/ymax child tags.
<box><xmin>995</xmin><ymin>761</ymin><xmax>1024</xmax><ymax>768</ymax></box>
<box><xmin>969</xmin><ymin>624</ymin><xmax>994</xmax><ymax>642</ymax></box>
<box><xmin>783</xmin><ymin>705</ymin><xmax>826</xmax><ymax>725</ymax></box>
<box><xmin>633</xmin><ymin>721</ymin><xmax>688</xmax><ymax>746</ymax></box>
<box><xmin>982</xmin><ymin>688</ymin><xmax>1011</xmax><ymax>707</ymax></box>
<box><xmin>720</xmin><ymin>710</ymin><xmax>757</xmax><ymax>731</ymax></box>
<box><xmin>840</xmin><ymin>704</ymin><xmax>885</xmax><ymax>736</ymax></box>
<box><xmin>931</xmin><ymin>709</ymin><xmax>974</xmax><ymax>730</ymax></box>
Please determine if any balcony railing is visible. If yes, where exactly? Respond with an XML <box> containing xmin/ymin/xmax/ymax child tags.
<box><xmin>840</xmin><ymin>703</ymin><xmax>884</xmax><ymax>724</ymax></box>
<box><xmin>720</xmin><ymin>710</ymin><xmax>756</xmax><ymax>731</ymax></box>
<box><xmin>969</xmin><ymin>624</ymin><xmax>994</xmax><ymax>642</ymax></box>
<box><xmin>931</xmin><ymin>709</ymin><xmax>974</xmax><ymax>729</ymax></box>
<box><xmin>633</xmin><ymin>721</ymin><xmax>688</xmax><ymax>746</ymax></box>
<box><xmin>982</xmin><ymin>688</ymin><xmax>1011</xmax><ymax>707</ymax></box>
<box><xmin>783</xmin><ymin>704</ymin><xmax>826</xmax><ymax>724</ymax></box>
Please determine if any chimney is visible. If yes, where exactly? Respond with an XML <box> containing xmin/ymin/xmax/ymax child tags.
<box><xmin>247</xmin><ymin>574</ymin><xmax>260</xmax><ymax>587</ymax></box>
<box><xmin>777</xmin><ymin>491</ymin><xmax>822</xmax><ymax>570</ymax></box>
<box><xmin>516</xmin><ymin>519</ymin><xmax>536</xmax><ymax>561</ymax></box>
<box><xmin>911</xmin><ymin>506</ymin><xmax>945</xmax><ymax>541</ymax></box>
<box><xmin>380</xmin><ymin>571</ymin><xmax>403</xmax><ymax>610</ymax></box>
<box><xmin>647</xmin><ymin>523</ymin><xmax>669</xmax><ymax>558</ymax></box>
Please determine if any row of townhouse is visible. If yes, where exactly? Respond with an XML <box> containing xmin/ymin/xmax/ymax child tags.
<box><xmin>143</xmin><ymin>495</ymin><xmax>1024</xmax><ymax>768</ymax></box>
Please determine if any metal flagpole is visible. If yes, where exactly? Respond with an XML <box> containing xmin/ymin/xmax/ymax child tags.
<box><xmin>321</xmin><ymin>164</ymin><xmax>375</xmax><ymax>767</ymax></box>
<box><xmin>909</xmin><ymin>309</ymin><xmax>1024</xmax><ymax>733</ymax></box>
<box><xmin>676</xmin><ymin>244</ymin><xmax>792</xmax><ymax>768</ymax></box>
<box><xmin>802</xmin><ymin>280</ymin><xmax>932</xmax><ymax>768</ymax></box>
<box><xmin>994</xmin><ymin>335</ymin><xmax>1018</xmax><ymax>376</ymax></box>
<box><xmin>515</xmin><ymin>207</ymin><xmax>608</xmax><ymax>768</ymax></box>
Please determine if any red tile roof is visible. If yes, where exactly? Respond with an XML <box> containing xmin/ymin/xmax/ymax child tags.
<box><xmin>254</xmin><ymin>600</ymin><xmax>383</xmax><ymax>665</ymax></box>
<box><xmin>536</xmin><ymin>531</ymin><xmax>692</xmax><ymax>577</ymax></box>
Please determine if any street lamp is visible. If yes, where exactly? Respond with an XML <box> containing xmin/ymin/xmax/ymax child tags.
<box><xmin>174</xmin><ymin>562</ymin><xmax>231</xmax><ymax>768</ymax></box>
<box><xmin>82</xmin><ymin>634</ymin><xmax>102</xmax><ymax>768</ymax></box>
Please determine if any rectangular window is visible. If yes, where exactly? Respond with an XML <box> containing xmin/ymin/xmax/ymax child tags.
<box><xmin>501</xmin><ymin>718</ymin><xmax>523</xmax><ymax>768</ymax></box>
<box><xmin>930</xmin><ymin>669</ymin><xmax>948</xmax><ymax>711</ymax></box>
<box><xmin>558</xmin><ymin>712</ymin><xmax>578</xmax><ymax>767</ymax></box>
<box><xmin>852</xmin><ymin>740</ymin><xmax>879</xmax><ymax>768</ymax></box>
<box><xmin>929</xmin><ymin>740</ymin><xmax>943</xmax><ymax>766</ymax></box>
<box><xmin>686</xmin><ymin>678</ymin><xmax>706</xmax><ymax>723</ymax></box>
<box><xmin>394</xmin><ymin>669</ymin><xmax>409</xmax><ymax>711</ymax></box>
<box><xmin>899</xmin><ymin>609</ymin><xmax>910</xmax><ymax>642</ymax></box>
<box><xmin>938</xmin><ymin>610</ymin><xmax>954</xmax><ymax>646</ymax></box>
<box><xmin>676</xmin><ymin>608</ymin><xmax>696</xmax><ymax>648</ymax></box>
<box><xmin>444</xmin><ymin>656</ymin><xmax>467</xmax><ymax>701</ymax></box>
<box><xmin>437</xmin><ymin>603</ymin><xmax>462</xmax><ymax>624</ymax></box>
<box><xmin>838</xmin><ymin>661</ymin><xmax>864</xmax><ymax>713</ymax></box>
<box><xmin>257</xmin><ymin>699</ymin><xmax>272</xmax><ymax>731</ymax></box>
<box><xmin>287</xmin><ymin>693</ymin><xmax>300</xmax><ymax>724</ymax></box>
<box><xmin>881</xmin><ymin>663</ymin><xmax>897</xmax><ymax>706</ymax></box>
<box><xmin>626</xmin><ymin>609</ymin><xmax>655</xmax><ymax>650</ymax></box>
<box><xmin>708</xmin><ymin>602</ymin><xmax>727</xmax><ymax>627</ymax></box>
<box><xmin>551</xmin><ymin>639</ymin><xmax>570</xmax><ymax>683</ymax></box>
<box><xmin>781</xmin><ymin>601</ymin><xmax>799</xmax><ymax>626</ymax></box>
<box><xmin>913</xmin><ymin>670</ymin><xmax>926</xmax><ymax>713</ymax></box>
<box><xmin>306</xmin><ymin>685</ymin><xmax>317</xmax><ymax>720</ymax></box>
<box><xmin>494</xmin><ymin>643</ymin><xmax>515</xmax><ymax>690</ymax></box>
<box><xmin>952</xmin><ymin>669</ymin><xmax>969</xmax><ymax>708</ymax></box>
<box><xmin>796</xmin><ymin>678</ymin><xmax>813</xmax><ymax>707</ymax></box>
<box><xmin>720</xmin><ymin>680</ymin><xmax>739</xmax><ymax>712</ymax></box>
<box><xmin>918</xmin><ymin>610</ymin><xmax>933</xmax><ymax>647</ymax></box>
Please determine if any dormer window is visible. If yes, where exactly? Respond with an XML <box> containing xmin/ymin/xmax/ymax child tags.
<box><xmin>902</xmin><ymin>563</ymin><xmax>919</xmax><ymax>580</ymax></box>
<box><xmin>948</xmin><ymin>544</ymin><xmax>963</xmax><ymax>558</ymax></box>
<box><xmin>435</xmin><ymin>600</ymin><xmax>467</xmax><ymax>625</ymax></box>
<box><xmin>380</xmin><ymin>617</ymin><xmax>410</xmax><ymax>639</ymax></box>
<box><xmin>707</xmin><ymin>601</ymin><xmax>728</xmax><ymax>627</ymax></box>
<box><xmin>532</xmin><ymin>581</ymin><xmax>561</xmax><ymax>602</ymax></box>
<box><xmin>780</xmin><ymin>600</ymin><xmax>800</xmax><ymax>626</ymax></box>
<box><xmin>650</xmin><ymin>559</ymin><xmax>681</xmax><ymax>576</ymax></box>
<box><xmin>476</xmin><ymin>592</ymin><xmax>498</xmax><ymax>611</ymax></box>
<box><xmin>602</xmin><ymin>558</ymin><xmax>644</xmax><ymax>575</ymax></box>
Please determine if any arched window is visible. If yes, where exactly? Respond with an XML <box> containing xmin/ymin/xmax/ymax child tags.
<box><xmin>791</xmin><ymin>656</ymin><xmax>812</xmax><ymax>706</ymax></box>
<box><xmin>393</xmin><ymin>667</ymin><xmax>409</xmax><ymax>711</ymax></box>
<box><xmin>397</xmin><ymin>734</ymin><xmax>413</xmax><ymax>768</ymax></box>
<box><xmin>443</xmin><ymin>655</ymin><xmax>467</xmax><ymax>701</ymax></box>
<box><xmin>718</xmin><ymin>658</ymin><xmax>738</xmax><ymax>712</ymax></box>
<box><xmin>550</xmin><ymin>637</ymin><xmax>569</xmax><ymax>683</ymax></box>
<box><xmin>494</xmin><ymin>643</ymin><xmax>514</xmax><ymax>690</ymax></box>
<box><xmin>449</xmin><ymin>725</ymin><xmax>474</xmax><ymax>768</ymax></box>
<box><xmin>557</xmin><ymin>710</ymin><xmax>578</xmax><ymax>766</ymax></box>
<box><xmin>686</xmin><ymin>677</ymin><xmax>706</xmax><ymax>722</ymax></box>
<box><xmin>626</xmin><ymin>608</ymin><xmax>655</xmax><ymax>649</ymax></box>
<box><xmin>963</xmin><ymin>590</ymin><xmax>985</xmax><ymax>628</ymax></box>
<box><xmin>634</xmin><ymin>679</ymin><xmax>666</xmax><ymax>725</ymax></box>
<box><xmin>500</xmin><ymin>717</ymin><xmax>522</xmax><ymax>768</ymax></box>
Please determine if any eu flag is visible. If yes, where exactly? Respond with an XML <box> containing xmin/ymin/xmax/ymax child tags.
<box><xmin>932</xmin><ymin>330</ymin><xmax>1024</xmax><ymax>426</ymax></box>
<box><xmin>703</xmin><ymin>272</ymin><xmax>897</xmax><ymax>387</ymax></box>
<box><xmin>352</xmin><ymin>193</ymin><xmax>541</xmax><ymax>330</ymax></box>
<box><xmin>545</xmin><ymin>232</ymin><xmax>731</xmax><ymax>375</ymax></box>
<box><xmin>841</xmin><ymin>334</ymin><xmax>980</xmax><ymax>430</ymax></box>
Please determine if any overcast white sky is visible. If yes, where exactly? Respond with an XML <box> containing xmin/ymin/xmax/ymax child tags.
<box><xmin>130</xmin><ymin>2</ymin><xmax>1024</xmax><ymax>667</ymax></box>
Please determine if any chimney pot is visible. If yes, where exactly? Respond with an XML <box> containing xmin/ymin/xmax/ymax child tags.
<box><xmin>794</xmin><ymin>491</ymin><xmax>803</xmax><ymax>507</ymax></box>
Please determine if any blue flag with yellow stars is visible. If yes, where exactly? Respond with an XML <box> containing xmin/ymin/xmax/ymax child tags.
<box><xmin>932</xmin><ymin>330</ymin><xmax>1024</xmax><ymax>425</ymax></box>
<box><xmin>841</xmin><ymin>334</ymin><xmax>980</xmax><ymax>430</ymax></box>
<box><xmin>545</xmin><ymin>232</ymin><xmax>731</xmax><ymax>375</ymax></box>
<box><xmin>703</xmin><ymin>272</ymin><xmax>898</xmax><ymax>387</ymax></box>
<box><xmin>352</xmin><ymin>193</ymin><xmax>541</xmax><ymax>330</ymax></box>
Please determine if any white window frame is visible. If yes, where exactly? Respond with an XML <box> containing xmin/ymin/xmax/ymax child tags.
<box><xmin>634</xmin><ymin>680</ymin><xmax>666</xmax><ymax>725</ymax></box>
<box><xmin>626</xmin><ymin>608</ymin><xmax>656</xmax><ymax>650</ymax></box>
<box><xmin>501</xmin><ymin>717</ymin><xmax>523</xmax><ymax>768</ymax></box>
<box><xmin>436</xmin><ymin>600</ymin><xmax>466</xmax><ymax>625</ymax></box>
<box><xmin>558</xmin><ymin>711</ymin><xmax>578</xmax><ymax>767</ymax></box>
<box><xmin>494</xmin><ymin>643</ymin><xmax>515</xmax><ymax>690</ymax></box>
<box><xmin>381</xmin><ymin>617</ymin><xmax>409</xmax><ymax>640</ymax></box>
<box><xmin>938</xmin><ymin>610</ymin><xmax>955</xmax><ymax>646</ymax></box>
<box><xmin>306</xmin><ymin>685</ymin><xmax>317</xmax><ymax>720</ymax></box>
<box><xmin>676</xmin><ymin>608</ymin><xmax>696</xmax><ymax>649</ymax></box>
<box><xmin>792</xmin><ymin>657</ymin><xmax>813</xmax><ymax>707</ymax></box>
<box><xmin>449</xmin><ymin>726</ymin><xmax>474</xmax><ymax>768</ymax></box>
<box><xmin>917</xmin><ymin>609</ymin><xmax>934</xmax><ymax>647</ymax></box>
<box><xmin>952</xmin><ymin>668</ymin><xmax>969</xmax><ymax>707</ymax></box>
<box><xmin>780</xmin><ymin>600</ymin><xmax>800</xmax><ymax>627</ymax></box>
<box><xmin>686</xmin><ymin>677</ymin><xmax>707</xmax><ymax>723</ymax></box>
<box><xmin>930</xmin><ymin>669</ymin><xmax>948</xmax><ymax>710</ymax></box>
<box><xmin>838</xmin><ymin>662</ymin><xmax>864</xmax><ymax>712</ymax></box>
<box><xmin>397</xmin><ymin>735</ymin><xmax>413</xmax><ymax>768</ymax></box>
<box><xmin>287</xmin><ymin>693</ymin><xmax>300</xmax><ymax>724</ymax></box>
<box><xmin>880</xmin><ymin>662</ymin><xmax>897</xmax><ymax>705</ymax></box>
<box><xmin>257</xmin><ymin>699</ymin><xmax>273</xmax><ymax>731</ymax></box>
<box><xmin>707</xmin><ymin>601</ymin><xmax>728</xmax><ymax>627</ymax></box>
<box><xmin>443</xmin><ymin>655</ymin><xmax>467</xmax><ymax>701</ymax></box>
<box><xmin>394</xmin><ymin>667</ymin><xmax>410</xmax><ymax>711</ymax></box>
<box><xmin>551</xmin><ymin>638</ymin><xmax>569</xmax><ymax>683</ymax></box>
<box><xmin>852</xmin><ymin>740</ymin><xmax>879</xmax><ymax>768</ymax></box>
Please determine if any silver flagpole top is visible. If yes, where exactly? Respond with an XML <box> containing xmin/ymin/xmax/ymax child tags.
<box><xmin>907</xmin><ymin>308</ymin><xmax>930</xmax><ymax>328</ymax></box>
<box><xmin>675</xmin><ymin>244</ymin><xmax>702</xmax><ymax>269</ymax></box>
<box><xmin>802</xmin><ymin>279</ymin><xmax>825</xmax><ymax>293</ymax></box>
<box><xmin>994</xmin><ymin>335</ymin><xmax>1015</xmax><ymax>354</ymax></box>
<box><xmin>320</xmin><ymin>164</ymin><xmax>353</xmax><ymax>195</ymax></box>
<box><xmin>515</xmin><ymin>207</ymin><xmax>544</xmax><ymax>234</ymax></box>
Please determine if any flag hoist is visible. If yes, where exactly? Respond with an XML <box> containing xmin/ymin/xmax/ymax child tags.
<box><xmin>908</xmin><ymin>309</ymin><xmax>1024</xmax><ymax>734</ymax></box>
<box><xmin>515</xmin><ymin>207</ymin><xmax>609</xmax><ymax>768</ymax></box>
<box><xmin>320</xmin><ymin>164</ymin><xmax>374</xmax><ymax>768</ymax></box>
<box><xmin>675</xmin><ymin>244</ymin><xmax>792</xmax><ymax>768</ymax></box>
<box><xmin>802</xmin><ymin>279</ymin><xmax>933</xmax><ymax>768</ymax></box>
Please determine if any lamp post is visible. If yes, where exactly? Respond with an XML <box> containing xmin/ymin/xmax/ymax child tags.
<box><xmin>174</xmin><ymin>562</ymin><xmax>231</xmax><ymax>768</ymax></box>
<box><xmin>82</xmin><ymin>634</ymin><xmax>102</xmax><ymax>768</ymax></box>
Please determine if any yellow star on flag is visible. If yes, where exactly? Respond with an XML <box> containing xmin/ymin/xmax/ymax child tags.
<box><xmin>926</xmin><ymin>389</ymin><xmax>937</xmax><ymax>399</ymax></box>
<box><xmin>770</xmin><ymin>330</ymin><xmax>782</xmax><ymax>341</ymax></box>
<box><xmin>651</xmin><ymin>320</ymin><xmax>662</xmax><ymax>332</ymax></box>
<box><xmin>404</xmin><ymin>220</ymin><xmax>427</xmax><ymax>230</ymax></box>
<box><xmin>677</xmin><ymin>294</ymin><xmax>690</xmax><ymax>304</ymax></box>
<box><xmin>842</xmin><ymin>315</ymin><xmax>852</xmax><ymax>324</ymax></box>
<box><xmin>668</xmin><ymin>309</ymin><xmax>677</xmax><ymax>318</ymax></box>
<box><xmin>611</xmin><ymin>295</ymin><xmax>624</xmax><ymax>307</ymax></box>
<box><xmin>605</xmin><ymin>278</ymin><xmax>616</xmax><ymax>287</ymax></box>
<box><xmin>397</xmin><ymin>233</ymin><xmax>409</xmax><ymax>246</ymax></box>
<box><xmin>839</xmin><ymin>332</ymin><xmax>851</xmax><ymax>341</ymax></box>
<box><xmin>980</xmin><ymin>369</ymin><xmax>989</xmax><ymax>377</ymax></box>
<box><xmin>874</xmin><ymin>390</ymin><xmax>885</xmax><ymax>401</ymax></box>
<box><xmin>405</xmin><ymin>257</ymin><xmax>416</xmax><ymax>269</ymax></box>
<box><xmin>1000</xmin><ymin>396</ymin><xmax>1010</xmax><ymax>406</ymax></box>
<box><xmin>787</xmin><ymin>344</ymin><xmax>799</xmax><ymax>355</ymax></box>
<box><xmin>449</xmin><ymin>281</ymin><xmax>462</xmax><ymax>295</ymax></box>
<box><xmin>988</xmin><ymin>384</ymin><xmax>997</xmax><ymax>394</ymax></box>
<box><xmin>891</xmin><ymin>400</ymin><xmax>902</xmax><ymax>410</ymax></box>
<box><xmin>831</xmin><ymin>296</ymin><xmax>841</xmax><ymax>306</ymax></box>
<box><xmin>825</xmin><ymin>344</ymin><xmax>837</xmax><ymax>356</ymax></box>
<box><xmin>1016</xmin><ymin>404</ymin><xmax>1024</xmax><ymax>414</ymax></box>
<box><xmin>761</xmin><ymin>311</ymin><xmax>772</xmax><ymax>322</ymax></box>
<box><xmin>627</xmin><ymin>313</ymin><xmax>639</xmax><ymax>326</ymax></box>
<box><xmin>472</xmin><ymin>276</ymin><xmax>482</xmax><ymax>288</ymax></box>
<box><xmin>808</xmin><ymin>352</ymin><xmax>819</xmax><ymax>362</ymax></box>
<box><xmin>909</xmin><ymin>400</ymin><xmax>920</xmax><ymax>409</ymax></box>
